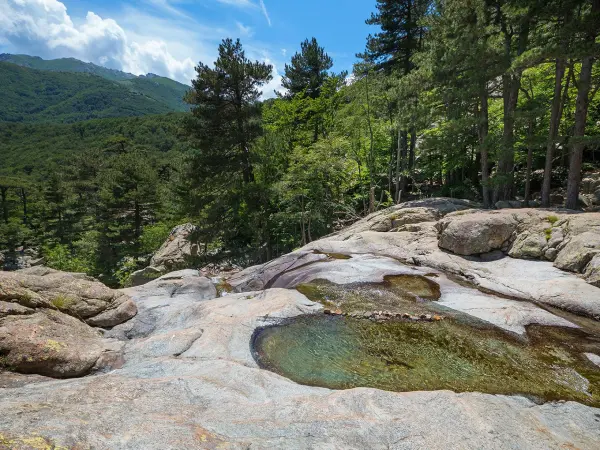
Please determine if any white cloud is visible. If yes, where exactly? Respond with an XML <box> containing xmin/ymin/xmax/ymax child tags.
<box><xmin>0</xmin><ymin>0</ymin><xmax>283</xmax><ymax>94</ymax></box>
<box><xmin>236</xmin><ymin>22</ymin><xmax>254</xmax><ymax>38</ymax></box>
<box><xmin>259</xmin><ymin>0</ymin><xmax>271</xmax><ymax>27</ymax></box>
<box><xmin>217</xmin><ymin>0</ymin><xmax>255</xmax><ymax>7</ymax></box>
<box><xmin>260</xmin><ymin>56</ymin><xmax>285</xmax><ymax>99</ymax></box>
<box><xmin>0</xmin><ymin>0</ymin><xmax>196</xmax><ymax>83</ymax></box>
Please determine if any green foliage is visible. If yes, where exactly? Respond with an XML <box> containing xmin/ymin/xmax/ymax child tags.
<box><xmin>282</xmin><ymin>38</ymin><xmax>334</xmax><ymax>98</ymax></box>
<box><xmin>114</xmin><ymin>256</ymin><xmax>141</xmax><ymax>288</ymax></box>
<box><xmin>139</xmin><ymin>223</ymin><xmax>172</xmax><ymax>255</ymax></box>
<box><xmin>43</xmin><ymin>232</ymin><xmax>99</xmax><ymax>274</ymax></box>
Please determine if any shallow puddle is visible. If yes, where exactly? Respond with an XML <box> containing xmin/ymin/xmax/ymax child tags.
<box><xmin>252</xmin><ymin>278</ymin><xmax>600</xmax><ymax>406</ymax></box>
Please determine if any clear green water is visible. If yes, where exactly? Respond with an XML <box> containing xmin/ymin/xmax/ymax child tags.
<box><xmin>252</xmin><ymin>279</ymin><xmax>600</xmax><ymax>406</ymax></box>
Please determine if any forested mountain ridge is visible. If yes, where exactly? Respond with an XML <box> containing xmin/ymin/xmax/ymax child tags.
<box><xmin>0</xmin><ymin>59</ymin><xmax>189</xmax><ymax>123</ymax></box>
<box><xmin>0</xmin><ymin>54</ymin><xmax>191</xmax><ymax>111</ymax></box>
<box><xmin>0</xmin><ymin>53</ymin><xmax>137</xmax><ymax>81</ymax></box>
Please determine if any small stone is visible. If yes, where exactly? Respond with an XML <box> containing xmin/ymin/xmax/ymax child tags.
<box><xmin>324</xmin><ymin>309</ymin><xmax>332</xmax><ymax>315</ymax></box>
<box><xmin>433</xmin><ymin>315</ymin><xmax>443</xmax><ymax>321</ymax></box>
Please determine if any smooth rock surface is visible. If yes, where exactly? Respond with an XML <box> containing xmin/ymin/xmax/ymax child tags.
<box><xmin>1</xmin><ymin>276</ymin><xmax>599</xmax><ymax>449</ymax></box>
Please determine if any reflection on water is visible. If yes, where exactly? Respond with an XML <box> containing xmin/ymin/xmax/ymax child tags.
<box><xmin>252</xmin><ymin>278</ymin><xmax>600</xmax><ymax>406</ymax></box>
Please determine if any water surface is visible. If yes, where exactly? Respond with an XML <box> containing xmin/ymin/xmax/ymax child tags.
<box><xmin>253</xmin><ymin>278</ymin><xmax>600</xmax><ymax>406</ymax></box>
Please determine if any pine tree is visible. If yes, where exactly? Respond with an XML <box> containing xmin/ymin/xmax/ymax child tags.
<box><xmin>185</xmin><ymin>39</ymin><xmax>273</xmax><ymax>185</ymax></box>
<box><xmin>360</xmin><ymin>0</ymin><xmax>431</xmax><ymax>74</ymax></box>
<box><xmin>282</xmin><ymin>38</ymin><xmax>333</xmax><ymax>99</ymax></box>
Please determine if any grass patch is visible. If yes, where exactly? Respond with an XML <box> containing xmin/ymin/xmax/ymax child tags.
<box><xmin>545</xmin><ymin>228</ymin><xmax>553</xmax><ymax>241</ymax></box>
<box><xmin>50</xmin><ymin>295</ymin><xmax>76</xmax><ymax>310</ymax></box>
<box><xmin>547</xmin><ymin>215</ymin><xmax>559</xmax><ymax>225</ymax></box>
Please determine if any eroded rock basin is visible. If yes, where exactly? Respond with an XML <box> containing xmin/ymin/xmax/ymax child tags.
<box><xmin>253</xmin><ymin>277</ymin><xmax>600</xmax><ymax>407</ymax></box>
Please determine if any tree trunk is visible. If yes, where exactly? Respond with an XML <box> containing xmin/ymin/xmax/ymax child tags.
<box><xmin>397</xmin><ymin>131</ymin><xmax>408</xmax><ymax>202</ymax></box>
<box><xmin>21</xmin><ymin>188</ymin><xmax>27</xmax><ymax>225</ymax></box>
<box><xmin>300</xmin><ymin>195</ymin><xmax>307</xmax><ymax>246</ymax></box>
<box><xmin>369</xmin><ymin>186</ymin><xmax>376</xmax><ymax>214</ymax></box>
<box><xmin>0</xmin><ymin>187</ymin><xmax>8</xmax><ymax>224</ymax></box>
<box><xmin>541</xmin><ymin>58</ymin><xmax>567</xmax><ymax>207</ymax></box>
<box><xmin>134</xmin><ymin>200</ymin><xmax>142</xmax><ymax>240</ymax></box>
<box><xmin>496</xmin><ymin>73</ymin><xmax>521</xmax><ymax>202</ymax></box>
<box><xmin>524</xmin><ymin>120</ymin><xmax>535</xmax><ymax>206</ymax></box>
<box><xmin>478</xmin><ymin>87</ymin><xmax>491</xmax><ymax>208</ymax></box>
<box><xmin>409</xmin><ymin>127</ymin><xmax>416</xmax><ymax>185</ymax></box>
<box><xmin>395</xmin><ymin>128</ymin><xmax>402</xmax><ymax>203</ymax></box>
<box><xmin>566</xmin><ymin>56</ymin><xmax>594</xmax><ymax>209</ymax></box>
<box><xmin>565</xmin><ymin>0</ymin><xmax>600</xmax><ymax>209</ymax></box>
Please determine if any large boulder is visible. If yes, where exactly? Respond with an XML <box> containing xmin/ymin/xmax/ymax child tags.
<box><xmin>0</xmin><ymin>267</ymin><xmax>137</xmax><ymax>327</ymax></box>
<box><xmin>149</xmin><ymin>223</ymin><xmax>200</xmax><ymax>272</ymax></box>
<box><xmin>0</xmin><ymin>268</ymin><xmax>131</xmax><ymax>378</ymax></box>
<box><xmin>508</xmin><ymin>231</ymin><xmax>547</xmax><ymax>259</ymax></box>
<box><xmin>554</xmin><ymin>232</ymin><xmax>600</xmax><ymax>273</ymax></box>
<box><xmin>584</xmin><ymin>254</ymin><xmax>600</xmax><ymax>287</ymax></box>
<box><xmin>331</xmin><ymin>198</ymin><xmax>479</xmax><ymax>240</ymax></box>
<box><xmin>0</xmin><ymin>310</ymin><xmax>114</xmax><ymax>378</ymax></box>
<box><xmin>436</xmin><ymin>210</ymin><xmax>519</xmax><ymax>255</ymax></box>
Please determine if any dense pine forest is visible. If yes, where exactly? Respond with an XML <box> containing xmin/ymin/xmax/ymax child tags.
<box><xmin>1</xmin><ymin>0</ymin><xmax>600</xmax><ymax>286</ymax></box>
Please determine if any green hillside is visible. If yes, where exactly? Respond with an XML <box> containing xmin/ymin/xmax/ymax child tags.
<box><xmin>0</xmin><ymin>54</ymin><xmax>190</xmax><ymax>113</ymax></box>
<box><xmin>0</xmin><ymin>113</ymin><xmax>189</xmax><ymax>176</ymax></box>
<box><xmin>0</xmin><ymin>62</ymin><xmax>184</xmax><ymax>123</ymax></box>
<box><xmin>0</xmin><ymin>53</ymin><xmax>135</xmax><ymax>81</ymax></box>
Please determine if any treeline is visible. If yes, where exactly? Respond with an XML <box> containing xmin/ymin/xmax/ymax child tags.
<box><xmin>181</xmin><ymin>0</ymin><xmax>600</xmax><ymax>264</ymax></box>
<box><xmin>2</xmin><ymin>0</ymin><xmax>600</xmax><ymax>283</ymax></box>
<box><xmin>0</xmin><ymin>114</ymin><xmax>189</xmax><ymax>285</ymax></box>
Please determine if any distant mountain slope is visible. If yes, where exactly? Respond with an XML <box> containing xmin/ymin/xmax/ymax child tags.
<box><xmin>0</xmin><ymin>54</ymin><xmax>190</xmax><ymax>114</ymax></box>
<box><xmin>0</xmin><ymin>62</ymin><xmax>188</xmax><ymax>123</ymax></box>
<box><xmin>0</xmin><ymin>53</ymin><xmax>136</xmax><ymax>81</ymax></box>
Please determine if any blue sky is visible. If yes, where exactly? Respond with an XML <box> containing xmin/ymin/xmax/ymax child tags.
<box><xmin>0</xmin><ymin>0</ymin><xmax>375</xmax><ymax>95</ymax></box>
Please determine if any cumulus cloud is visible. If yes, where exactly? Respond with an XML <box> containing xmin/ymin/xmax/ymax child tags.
<box><xmin>0</xmin><ymin>0</ymin><xmax>283</xmax><ymax>94</ymax></box>
<box><xmin>0</xmin><ymin>0</ymin><xmax>196</xmax><ymax>84</ymax></box>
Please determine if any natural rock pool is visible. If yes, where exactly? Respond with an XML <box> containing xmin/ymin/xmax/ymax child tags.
<box><xmin>252</xmin><ymin>277</ymin><xmax>600</xmax><ymax>407</ymax></box>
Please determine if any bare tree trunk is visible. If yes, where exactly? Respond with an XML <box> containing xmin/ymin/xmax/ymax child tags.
<box><xmin>0</xmin><ymin>187</ymin><xmax>8</xmax><ymax>224</ymax></box>
<box><xmin>409</xmin><ymin>127</ymin><xmax>416</xmax><ymax>189</ymax></box>
<box><xmin>524</xmin><ymin>120</ymin><xmax>535</xmax><ymax>206</ymax></box>
<box><xmin>478</xmin><ymin>87</ymin><xmax>491</xmax><ymax>208</ymax></box>
<box><xmin>300</xmin><ymin>195</ymin><xmax>307</xmax><ymax>246</ymax></box>
<box><xmin>365</xmin><ymin>72</ymin><xmax>376</xmax><ymax>209</ymax></box>
<box><xmin>565</xmin><ymin>0</ymin><xmax>600</xmax><ymax>209</ymax></box>
<box><xmin>496</xmin><ymin>73</ymin><xmax>521</xmax><ymax>202</ymax></box>
<box><xmin>566</xmin><ymin>56</ymin><xmax>594</xmax><ymax>209</ymax></box>
<box><xmin>542</xmin><ymin>58</ymin><xmax>566</xmax><ymax>207</ymax></box>
<box><xmin>395</xmin><ymin>128</ymin><xmax>402</xmax><ymax>203</ymax></box>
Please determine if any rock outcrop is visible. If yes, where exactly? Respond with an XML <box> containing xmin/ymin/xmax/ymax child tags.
<box><xmin>0</xmin><ymin>267</ymin><xmax>137</xmax><ymax>327</ymax></box>
<box><xmin>130</xmin><ymin>223</ymin><xmax>201</xmax><ymax>286</ymax></box>
<box><xmin>0</xmin><ymin>310</ymin><xmax>120</xmax><ymax>378</ymax></box>
<box><xmin>1</xmin><ymin>199</ymin><xmax>600</xmax><ymax>448</ymax></box>
<box><xmin>0</xmin><ymin>267</ymin><xmax>134</xmax><ymax>377</ymax></box>
<box><xmin>1</xmin><ymin>269</ymin><xmax>599</xmax><ymax>448</ymax></box>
